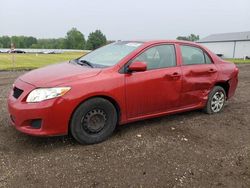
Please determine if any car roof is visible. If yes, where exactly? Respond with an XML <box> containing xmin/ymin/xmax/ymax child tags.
<box><xmin>145</xmin><ymin>40</ymin><xmax>200</xmax><ymax>45</ymax></box>
<box><xmin>119</xmin><ymin>40</ymin><xmax>200</xmax><ymax>46</ymax></box>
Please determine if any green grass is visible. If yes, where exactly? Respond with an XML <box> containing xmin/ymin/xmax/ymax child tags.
<box><xmin>226</xmin><ymin>58</ymin><xmax>250</xmax><ymax>64</ymax></box>
<box><xmin>0</xmin><ymin>52</ymin><xmax>85</xmax><ymax>71</ymax></box>
<box><xmin>1</xmin><ymin>52</ymin><xmax>250</xmax><ymax>71</ymax></box>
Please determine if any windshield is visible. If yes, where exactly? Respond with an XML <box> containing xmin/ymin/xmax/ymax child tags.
<box><xmin>77</xmin><ymin>41</ymin><xmax>143</xmax><ymax>67</ymax></box>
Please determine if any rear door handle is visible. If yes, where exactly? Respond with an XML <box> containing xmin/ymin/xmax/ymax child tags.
<box><xmin>208</xmin><ymin>68</ymin><xmax>217</xmax><ymax>73</ymax></box>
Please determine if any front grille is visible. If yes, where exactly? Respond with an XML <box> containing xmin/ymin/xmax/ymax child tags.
<box><xmin>13</xmin><ymin>87</ymin><xmax>23</xmax><ymax>99</ymax></box>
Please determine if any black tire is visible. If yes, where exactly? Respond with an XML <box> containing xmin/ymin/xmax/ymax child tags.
<box><xmin>204</xmin><ymin>86</ymin><xmax>226</xmax><ymax>114</ymax></box>
<box><xmin>70</xmin><ymin>98</ymin><xmax>117</xmax><ymax>144</ymax></box>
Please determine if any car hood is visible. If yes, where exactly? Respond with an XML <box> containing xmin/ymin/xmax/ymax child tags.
<box><xmin>19</xmin><ymin>62</ymin><xmax>102</xmax><ymax>87</ymax></box>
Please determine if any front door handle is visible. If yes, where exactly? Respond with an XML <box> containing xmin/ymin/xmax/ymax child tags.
<box><xmin>165</xmin><ymin>72</ymin><xmax>181</xmax><ymax>80</ymax></box>
<box><xmin>171</xmin><ymin>72</ymin><xmax>181</xmax><ymax>77</ymax></box>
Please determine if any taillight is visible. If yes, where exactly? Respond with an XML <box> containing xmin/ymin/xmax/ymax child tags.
<box><xmin>235</xmin><ymin>66</ymin><xmax>239</xmax><ymax>73</ymax></box>
<box><xmin>234</xmin><ymin>66</ymin><xmax>239</xmax><ymax>76</ymax></box>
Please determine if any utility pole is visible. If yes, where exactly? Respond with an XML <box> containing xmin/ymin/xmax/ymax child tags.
<box><xmin>11</xmin><ymin>43</ymin><xmax>15</xmax><ymax>68</ymax></box>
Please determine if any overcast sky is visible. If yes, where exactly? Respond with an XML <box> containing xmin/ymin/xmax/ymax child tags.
<box><xmin>0</xmin><ymin>0</ymin><xmax>249</xmax><ymax>40</ymax></box>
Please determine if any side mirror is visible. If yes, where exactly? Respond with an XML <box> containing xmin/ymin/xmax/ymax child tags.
<box><xmin>128</xmin><ymin>61</ymin><xmax>147</xmax><ymax>72</ymax></box>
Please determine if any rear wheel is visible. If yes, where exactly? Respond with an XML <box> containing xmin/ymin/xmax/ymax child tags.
<box><xmin>204</xmin><ymin>86</ymin><xmax>226</xmax><ymax>114</ymax></box>
<box><xmin>70</xmin><ymin>98</ymin><xmax>117</xmax><ymax>144</ymax></box>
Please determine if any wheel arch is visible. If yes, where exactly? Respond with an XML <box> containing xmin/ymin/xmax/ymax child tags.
<box><xmin>68</xmin><ymin>95</ymin><xmax>121</xmax><ymax>134</ymax></box>
<box><xmin>214</xmin><ymin>81</ymin><xmax>230</xmax><ymax>98</ymax></box>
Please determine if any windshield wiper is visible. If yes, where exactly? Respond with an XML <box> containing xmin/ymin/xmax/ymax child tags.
<box><xmin>77</xmin><ymin>59</ymin><xmax>94</xmax><ymax>68</ymax></box>
<box><xmin>69</xmin><ymin>59</ymin><xmax>77</xmax><ymax>64</ymax></box>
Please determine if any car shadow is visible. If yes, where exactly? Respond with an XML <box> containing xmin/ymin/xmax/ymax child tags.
<box><xmin>13</xmin><ymin>107</ymin><xmax>225</xmax><ymax>149</ymax></box>
<box><xmin>114</xmin><ymin>109</ymin><xmax>203</xmax><ymax>136</ymax></box>
<box><xmin>15</xmin><ymin>133</ymin><xmax>78</xmax><ymax>148</ymax></box>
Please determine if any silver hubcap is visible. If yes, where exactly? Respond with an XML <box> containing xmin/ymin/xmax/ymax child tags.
<box><xmin>211</xmin><ymin>91</ymin><xmax>225</xmax><ymax>112</ymax></box>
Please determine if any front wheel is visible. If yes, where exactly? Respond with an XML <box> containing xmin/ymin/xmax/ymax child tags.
<box><xmin>70</xmin><ymin>98</ymin><xmax>117</xmax><ymax>144</ymax></box>
<box><xmin>204</xmin><ymin>86</ymin><xmax>226</xmax><ymax>114</ymax></box>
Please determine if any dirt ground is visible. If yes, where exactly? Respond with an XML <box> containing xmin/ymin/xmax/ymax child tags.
<box><xmin>0</xmin><ymin>65</ymin><xmax>249</xmax><ymax>188</ymax></box>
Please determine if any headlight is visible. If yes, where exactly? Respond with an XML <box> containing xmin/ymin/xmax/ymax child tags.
<box><xmin>26</xmin><ymin>87</ymin><xmax>71</xmax><ymax>103</ymax></box>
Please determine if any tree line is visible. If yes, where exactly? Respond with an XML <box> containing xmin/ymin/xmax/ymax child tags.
<box><xmin>176</xmin><ymin>34</ymin><xmax>200</xmax><ymax>41</ymax></box>
<box><xmin>0</xmin><ymin>28</ymin><xmax>107</xmax><ymax>50</ymax></box>
<box><xmin>0</xmin><ymin>29</ymin><xmax>200</xmax><ymax>50</ymax></box>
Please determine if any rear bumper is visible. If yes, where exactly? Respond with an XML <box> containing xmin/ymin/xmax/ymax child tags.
<box><xmin>228</xmin><ymin>71</ymin><xmax>238</xmax><ymax>99</ymax></box>
<box><xmin>7</xmin><ymin>79</ymin><xmax>70</xmax><ymax>136</ymax></box>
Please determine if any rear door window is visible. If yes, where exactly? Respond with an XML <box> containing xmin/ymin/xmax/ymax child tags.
<box><xmin>204</xmin><ymin>53</ymin><xmax>212</xmax><ymax>64</ymax></box>
<box><xmin>180</xmin><ymin>45</ymin><xmax>206</xmax><ymax>65</ymax></box>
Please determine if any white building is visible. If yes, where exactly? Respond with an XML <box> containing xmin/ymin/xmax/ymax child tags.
<box><xmin>198</xmin><ymin>31</ymin><xmax>250</xmax><ymax>59</ymax></box>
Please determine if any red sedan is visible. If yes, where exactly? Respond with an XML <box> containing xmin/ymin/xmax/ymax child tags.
<box><xmin>8</xmin><ymin>40</ymin><xmax>238</xmax><ymax>144</ymax></box>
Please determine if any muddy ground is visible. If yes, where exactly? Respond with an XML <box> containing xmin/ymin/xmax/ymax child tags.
<box><xmin>0</xmin><ymin>65</ymin><xmax>249</xmax><ymax>188</ymax></box>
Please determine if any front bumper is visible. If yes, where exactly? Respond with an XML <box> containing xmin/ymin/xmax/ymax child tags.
<box><xmin>7</xmin><ymin>79</ymin><xmax>70</xmax><ymax>136</ymax></box>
